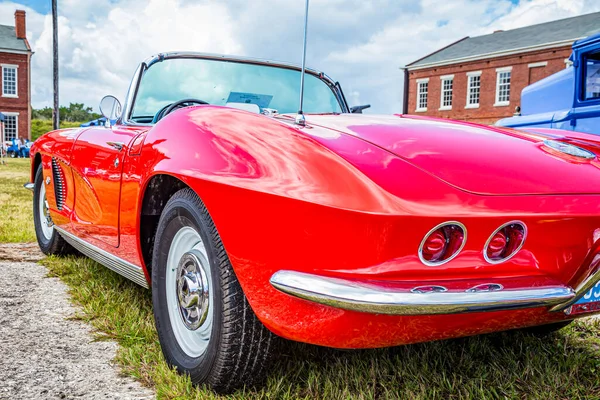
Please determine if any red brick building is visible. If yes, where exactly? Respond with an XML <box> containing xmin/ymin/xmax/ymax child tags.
<box><xmin>403</xmin><ymin>12</ymin><xmax>600</xmax><ymax>125</ymax></box>
<box><xmin>0</xmin><ymin>10</ymin><xmax>32</xmax><ymax>142</ymax></box>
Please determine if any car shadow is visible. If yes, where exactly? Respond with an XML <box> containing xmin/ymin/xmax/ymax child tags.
<box><xmin>262</xmin><ymin>321</ymin><xmax>600</xmax><ymax>398</ymax></box>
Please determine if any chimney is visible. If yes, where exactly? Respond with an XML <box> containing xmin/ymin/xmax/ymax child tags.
<box><xmin>15</xmin><ymin>10</ymin><xmax>26</xmax><ymax>40</ymax></box>
<box><xmin>493</xmin><ymin>29</ymin><xmax>504</xmax><ymax>34</ymax></box>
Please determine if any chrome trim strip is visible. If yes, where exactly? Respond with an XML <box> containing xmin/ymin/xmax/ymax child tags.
<box><xmin>483</xmin><ymin>221</ymin><xmax>528</xmax><ymax>264</ymax></box>
<box><xmin>551</xmin><ymin>254</ymin><xmax>600</xmax><ymax>312</ymax></box>
<box><xmin>121</xmin><ymin>62</ymin><xmax>144</xmax><ymax>124</ymax></box>
<box><xmin>54</xmin><ymin>226</ymin><xmax>149</xmax><ymax>289</ymax></box>
<box><xmin>418</xmin><ymin>221</ymin><xmax>467</xmax><ymax>267</ymax></box>
<box><xmin>144</xmin><ymin>52</ymin><xmax>329</xmax><ymax>81</ymax></box>
<box><xmin>466</xmin><ymin>283</ymin><xmax>504</xmax><ymax>293</ymax></box>
<box><xmin>270</xmin><ymin>270</ymin><xmax>575</xmax><ymax>315</ymax></box>
<box><xmin>52</xmin><ymin>158</ymin><xmax>65</xmax><ymax>211</ymax></box>
<box><xmin>23</xmin><ymin>182</ymin><xmax>34</xmax><ymax>191</ymax></box>
<box><xmin>410</xmin><ymin>285</ymin><xmax>447</xmax><ymax>294</ymax></box>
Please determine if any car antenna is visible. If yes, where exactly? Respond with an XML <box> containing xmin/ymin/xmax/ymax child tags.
<box><xmin>295</xmin><ymin>0</ymin><xmax>310</xmax><ymax>127</ymax></box>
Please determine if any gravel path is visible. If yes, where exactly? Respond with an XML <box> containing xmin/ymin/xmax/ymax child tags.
<box><xmin>0</xmin><ymin>243</ymin><xmax>154</xmax><ymax>400</ymax></box>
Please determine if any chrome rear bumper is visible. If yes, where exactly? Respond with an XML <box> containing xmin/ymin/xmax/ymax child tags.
<box><xmin>270</xmin><ymin>270</ymin><xmax>577</xmax><ymax>315</ymax></box>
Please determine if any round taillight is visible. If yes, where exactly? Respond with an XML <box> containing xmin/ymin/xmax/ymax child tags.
<box><xmin>484</xmin><ymin>221</ymin><xmax>527</xmax><ymax>264</ymax></box>
<box><xmin>487</xmin><ymin>231</ymin><xmax>507</xmax><ymax>259</ymax></box>
<box><xmin>419</xmin><ymin>222</ymin><xmax>466</xmax><ymax>266</ymax></box>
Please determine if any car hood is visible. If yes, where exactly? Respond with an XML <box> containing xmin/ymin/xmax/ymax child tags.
<box><xmin>303</xmin><ymin>114</ymin><xmax>600</xmax><ymax>196</ymax></box>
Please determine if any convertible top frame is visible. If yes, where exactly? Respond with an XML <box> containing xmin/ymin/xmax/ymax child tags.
<box><xmin>120</xmin><ymin>52</ymin><xmax>350</xmax><ymax>125</ymax></box>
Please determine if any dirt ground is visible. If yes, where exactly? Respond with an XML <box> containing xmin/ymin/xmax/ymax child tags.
<box><xmin>0</xmin><ymin>243</ymin><xmax>154</xmax><ymax>399</ymax></box>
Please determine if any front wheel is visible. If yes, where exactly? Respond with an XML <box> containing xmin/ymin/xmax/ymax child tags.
<box><xmin>32</xmin><ymin>163</ymin><xmax>73</xmax><ymax>255</ymax></box>
<box><xmin>152</xmin><ymin>188</ymin><xmax>276</xmax><ymax>393</ymax></box>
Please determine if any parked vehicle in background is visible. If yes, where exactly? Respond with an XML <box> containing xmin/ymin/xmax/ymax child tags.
<box><xmin>80</xmin><ymin>117</ymin><xmax>107</xmax><ymax>127</ymax></box>
<box><xmin>497</xmin><ymin>33</ymin><xmax>600</xmax><ymax>133</ymax></box>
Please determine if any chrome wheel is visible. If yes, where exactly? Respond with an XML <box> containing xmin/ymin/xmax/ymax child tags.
<box><xmin>38</xmin><ymin>182</ymin><xmax>54</xmax><ymax>240</ymax></box>
<box><xmin>165</xmin><ymin>226</ymin><xmax>213</xmax><ymax>357</ymax></box>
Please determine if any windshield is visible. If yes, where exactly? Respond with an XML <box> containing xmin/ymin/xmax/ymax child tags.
<box><xmin>131</xmin><ymin>58</ymin><xmax>343</xmax><ymax>121</ymax></box>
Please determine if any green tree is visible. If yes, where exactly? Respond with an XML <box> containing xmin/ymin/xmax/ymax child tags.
<box><xmin>31</xmin><ymin>103</ymin><xmax>101</xmax><ymax>122</ymax></box>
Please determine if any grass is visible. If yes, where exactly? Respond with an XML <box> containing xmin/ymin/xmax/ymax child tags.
<box><xmin>4</xmin><ymin>157</ymin><xmax>600</xmax><ymax>399</ymax></box>
<box><xmin>40</xmin><ymin>255</ymin><xmax>600</xmax><ymax>399</ymax></box>
<box><xmin>0</xmin><ymin>158</ymin><xmax>35</xmax><ymax>242</ymax></box>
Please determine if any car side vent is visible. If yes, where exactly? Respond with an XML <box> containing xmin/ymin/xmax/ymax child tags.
<box><xmin>52</xmin><ymin>158</ymin><xmax>65</xmax><ymax>211</ymax></box>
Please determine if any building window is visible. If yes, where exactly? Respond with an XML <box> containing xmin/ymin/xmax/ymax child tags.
<box><xmin>466</xmin><ymin>71</ymin><xmax>481</xmax><ymax>108</ymax></box>
<box><xmin>439</xmin><ymin>75</ymin><xmax>453</xmax><ymax>110</ymax></box>
<box><xmin>2</xmin><ymin>114</ymin><xmax>18</xmax><ymax>142</ymax></box>
<box><xmin>2</xmin><ymin>65</ymin><xmax>18</xmax><ymax>98</ymax></box>
<box><xmin>416</xmin><ymin>78</ymin><xmax>429</xmax><ymax>112</ymax></box>
<box><xmin>495</xmin><ymin>67</ymin><xmax>512</xmax><ymax>106</ymax></box>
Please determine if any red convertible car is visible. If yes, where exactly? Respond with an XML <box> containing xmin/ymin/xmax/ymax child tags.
<box><xmin>27</xmin><ymin>52</ymin><xmax>600</xmax><ymax>392</ymax></box>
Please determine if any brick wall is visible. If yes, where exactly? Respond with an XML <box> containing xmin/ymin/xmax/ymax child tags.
<box><xmin>406</xmin><ymin>46</ymin><xmax>573</xmax><ymax>125</ymax></box>
<box><xmin>0</xmin><ymin>51</ymin><xmax>30</xmax><ymax>140</ymax></box>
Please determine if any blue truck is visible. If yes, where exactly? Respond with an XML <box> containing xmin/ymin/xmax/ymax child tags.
<box><xmin>80</xmin><ymin>117</ymin><xmax>107</xmax><ymax>127</ymax></box>
<box><xmin>497</xmin><ymin>33</ymin><xmax>600</xmax><ymax>134</ymax></box>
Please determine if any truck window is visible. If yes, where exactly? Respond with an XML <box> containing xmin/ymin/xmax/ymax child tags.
<box><xmin>584</xmin><ymin>51</ymin><xmax>600</xmax><ymax>100</ymax></box>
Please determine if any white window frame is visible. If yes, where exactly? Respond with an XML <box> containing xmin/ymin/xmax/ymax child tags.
<box><xmin>439</xmin><ymin>74</ymin><xmax>454</xmax><ymax>111</ymax></box>
<box><xmin>1</xmin><ymin>64</ymin><xmax>19</xmax><ymax>98</ymax></box>
<box><xmin>465</xmin><ymin>71</ymin><xmax>482</xmax><ymax>109</ymax></box>
<box><xmin>494</xmin><ymin>66</ymin><xmax>512</xmax><ymax>107</ymax></box>
<box><xmin>528</xmin><ymin>61</ymin><xmax>548</xmax><ymax>68</ymax></box>
<box><xmin>415</xmin><ymin>78</ymin><xmax>429</xmax><ymax>112</ymax></box>
<box><xmin>1</xmin><ymin>112</ymin><xmax>19</xmax><ymax>142</ymax></box>
<box><xmin>565</xmin><ymin>58</ymin><xmax>573</xmax><ymax>68</ymax></box>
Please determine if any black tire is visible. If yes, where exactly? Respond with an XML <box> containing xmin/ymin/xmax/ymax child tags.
<box><xmin>152</xmin><ymin>188</ymin><xmax>276</xmax><ymax>393</ymax></box>
<box><xmin>33</xmin><ymin>163</ymin><xmax>73</xmax><ymax>255</ymax></box>
<box><xmin>522</xmin><ymin>320</ymin><xmax>573</xmax><ymax>336</ymax></box>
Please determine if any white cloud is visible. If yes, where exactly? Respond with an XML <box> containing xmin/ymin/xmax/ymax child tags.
<box><xmin>0</xmin><ymin>0</ymin><xmax>599</xmax><ymax>114</ymax></box>
<box><xmin>493</xmin><ymin>0</ymin><xmax>598</xmax><ymax>30</ymax></box>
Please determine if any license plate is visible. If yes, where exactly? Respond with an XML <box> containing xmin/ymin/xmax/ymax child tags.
<box><xmin>568</xmin><ymin>281</ymin><xmax>600</xmax><ymax>315</ymax></box>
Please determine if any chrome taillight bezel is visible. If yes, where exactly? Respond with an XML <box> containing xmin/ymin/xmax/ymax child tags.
<box><xmin>418</xmin><ymin>221</ymin><xmax>467</xmax><ymax>267</ymax></box>
<box><xmin>483</xmin><ymin>221</ymin><xmax>527</xmax><ymax>264</ymax></box>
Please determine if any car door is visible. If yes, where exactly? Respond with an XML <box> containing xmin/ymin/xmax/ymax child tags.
<box><xmin>570</xmin><ymin>47</ymin><xmax>600</xmax><ymax>134</ymax></box>
<box><xmin>69</xmin><ymin>125</ymin><xmax>137</xmax><ymax>247</ymax></box>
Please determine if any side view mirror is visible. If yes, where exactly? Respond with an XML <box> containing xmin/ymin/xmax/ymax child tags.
<box><xmin>99</xmin><ymin>95</ymin><xmax>122</xmax><ymax>125</ymax></box>
<box><xmin>350</xmin><ymin>104</ymin><xmax>371</xmax><ymax>114</ymax></box>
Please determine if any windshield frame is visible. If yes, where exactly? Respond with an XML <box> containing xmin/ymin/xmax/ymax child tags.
<box><xmin>120</xmin><ymin>52</ymin><xmax>349</xmax><ymax>125</ymax></box>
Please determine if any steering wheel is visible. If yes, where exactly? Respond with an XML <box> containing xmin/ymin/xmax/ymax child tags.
<box><xmin>152</xmin><ymin>98</ymin><xmax>209</xmax><ymax>123</ymax></box>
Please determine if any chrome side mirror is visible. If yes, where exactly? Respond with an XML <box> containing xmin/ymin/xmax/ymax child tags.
<box><xmin>99</xmin><ymin>95</ymin><xmax>122</xmax><ymax>127</ymax></box>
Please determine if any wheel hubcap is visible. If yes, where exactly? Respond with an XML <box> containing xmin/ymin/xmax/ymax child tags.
<box><xmin>165</xmin><ymin>226</ymin><xmax>213</xmax><ymax>357</ymax></box>
<box><xmin>38</xmin><ymin>183</ymin><xmax>54</xmax><ymax>240</ymax></box>
<box><xmin>176</xmin><ymin>251</ymin><xmax>210</xmax><ymax>331</ymax></box>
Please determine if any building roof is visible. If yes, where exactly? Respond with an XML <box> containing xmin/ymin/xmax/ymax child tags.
<box><xmin>0</xmin><ymin>24</ymin><xmax>29</xmax><ymax>52</ymax></box>
<box><xmin>407</xmin><ymin>11</ymin><xmax>600</xmax><ymax>69</ymax></box>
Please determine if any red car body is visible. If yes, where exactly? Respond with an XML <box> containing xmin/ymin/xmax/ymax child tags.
<box><xmin>30</xmin><ymin>106</ymin><xmax>600</xmax><ymax>349</ymax></box>
<box><xmin>28</xmin><ymin>53</ymin><xmax>600</xmax><ymax>354</ymax></box>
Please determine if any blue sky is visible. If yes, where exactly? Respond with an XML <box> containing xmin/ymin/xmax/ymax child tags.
<box><xmin>10</xmin><ymin>0</ymin><xmax>48</xmax><ymax>13</ymax></box>
<box><xmin>0</xmin><ymin>0</ymin><xmax>598</xmax><ymax>113</ymax></box>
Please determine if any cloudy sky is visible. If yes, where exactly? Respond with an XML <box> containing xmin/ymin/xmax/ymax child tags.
<box><xmin>0</xmin><ymin>0</ymin><xmax>599</xmax><ymax>114</ymax></box>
